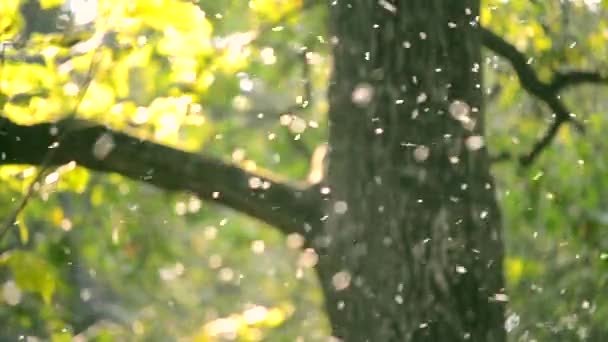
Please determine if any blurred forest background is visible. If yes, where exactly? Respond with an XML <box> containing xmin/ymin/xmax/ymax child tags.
<box><xmin>1</xmin><ymin>0</ymin><xmax>608</xmax><ymax>340</ymax></box>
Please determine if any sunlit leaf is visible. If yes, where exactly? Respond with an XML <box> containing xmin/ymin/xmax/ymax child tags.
<box><xmin>17</xmin><ymin>212</ymin><xmax>29</xmax><ymax>244</ymax></box>
<box><xmin>40</xmin><ymin>0</ymin><xmax>64</xmax><ymax>9</ymax></box>
<box><xmin>0</xmin><ymin>0</ymin><xmax>22</xmax><ymax>39</ymax></box>
<box><xmin>3</xmin><ymin>251</ymin><xmax>57</xmax><ymax>304</ymax></box>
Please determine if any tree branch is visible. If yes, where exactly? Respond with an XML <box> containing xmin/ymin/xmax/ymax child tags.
<box><xmin>0</xmin><ymin>117</ymin><xmax>322</xmax><ymax>237</ymax></box>
<box><xmin>480</xmin><ymin>27</ymin><xmax>596</xmax><ymax>165</ymax></box>
<box><xmin>550</xmin><ymin>70</ymin><xmax>608</xmax><ymax>93</ymax></box>
<box><xmin>519</xmin><ymin>117</ymin><xmax>564</xmax><ymax>166</ymax></box>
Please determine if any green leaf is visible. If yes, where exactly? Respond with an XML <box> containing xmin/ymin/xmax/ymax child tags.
<box><xmin>4</xmin><ymin>251</ymin><xmax>57</xmax><ymax>304</ymax></box>
<box><xmin>51</xmin><ymin>332</ymin><xmax>73</xmax><ymax>342</ymax></box>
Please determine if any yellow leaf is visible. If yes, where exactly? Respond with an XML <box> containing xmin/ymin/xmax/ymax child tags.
<box><xmin>79</xmin><ymin>81</ymin><xmax>116</xmax><ymax>116</ymax></box>
<box><xmin>40</xmin><ymin>0</ymin><xmax>64</xmax><ymax>9</ymax></box>
<box><xmin>505</xmin><ymin>257</ymin><xmax>524</xmax><ymax>284</ymax></box>
<box><xmin>263</xmin><ymin>308</ymin><xmax>285</xmax><ymax>327</ymax></box>
<box><xmin>0</xmin><ymin>0</ymin><xmax>22</xmax><ymax>39</ymax></box>
<box><xmin>90</xmin><ymin>186</ymin><xmax>104</xmax><ymax>206</ymax></box>
<box><xmin>58</xmin><ymin>167</ymin><xmax>90</xmax><ymax>194</ymax></box>
<box><xmin>50</xmin><ymin>207</ymin><xmax>64</xmax><ymax>227</ymax></box>
<box><xmin>51</xmin><ymin>332</ymin><xmax>73</xmax><ymax>342</ymax></box>
<box><xmin>250</xmin><ymin>0</ymin><xmax>302</xmax><ymax>21</ymax></box>
<box><xmin>17</xmin><ymin>213</ymin><xmax>29</xmax><ymax>244</ymax></box>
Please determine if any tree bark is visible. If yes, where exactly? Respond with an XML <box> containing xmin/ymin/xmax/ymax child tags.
<box><xmin>316</xmin><ymin>1</ymin><xmax>506</xmax><ymax>340</ymax></box>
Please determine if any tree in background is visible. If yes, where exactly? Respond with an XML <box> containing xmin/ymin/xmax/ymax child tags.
<box><xmin>1</xmin><ymin>0</ymin><xmax>607</xmax><ymax>341</ymax></box>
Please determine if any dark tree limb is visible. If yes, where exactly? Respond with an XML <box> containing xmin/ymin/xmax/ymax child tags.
<box><xmin>0</xmin><ymin>47</ymin><xmax>102</xmax><ymax>240</ymax></box>
<box><xmin>550</xmin><ymin>70</ymin><xmax>608</xmax><ymax>93</ymax></box>
<box><xmin>479</xmin><ymin>27</ymin><xmax>604</xmax><ymax>165</ymax></box>
<box><xmin>0</xmin><ymin>4</ymin><xmax>326</xmax><ymax>240</ymax></box>
<box><xmin>491</xmin><ymin>116</ymin><xmax>567</xmax><ymax>167</ymax></box>
<box><xmin>0</xmin><ymin>117</ymin><xmax>322</xmax><ymax>237</ymax></box>
<box><xmin>519</xmin><ymin>117</ymin><xmax>564</xmax><ymax>166</ymax></box>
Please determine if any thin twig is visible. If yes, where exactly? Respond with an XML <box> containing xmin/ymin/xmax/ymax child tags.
<box><xmin>0</xmin><ymin>48</ymin><xmax>103</xmax><ymax>242</ymax></box>
<box><xmin>550</xmin><ymin>70</ymin><xmax>608</xmax><ymax>93</ymax></box>
<box><xmin>281</xmin><ymin>50</ymin><xmax>314</xmax><ymax>159</ymax></box>
<box><xmin>480</xmin><ymin>27</ymin><xmax>595</xmax><ymax>166</ymax></box>
<box><xmin>519</xmin><ymin>117</ymin><xmax>565</xmax><ymax>166</ymax></box>
<box><xmin>0</xmin><ymin>164</ymin><xmax>50</xmax><ymax>241</ymax></box>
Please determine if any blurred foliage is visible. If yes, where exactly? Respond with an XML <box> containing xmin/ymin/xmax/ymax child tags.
<box><xmin>0</xmin><ymin>0</ymin><xmax>607</xmax><ymax>341</ymax></box>
<box><xmin>483</xmin><ymin>0</ymin><xmax>608</xmax><ymax>340</ymax></box>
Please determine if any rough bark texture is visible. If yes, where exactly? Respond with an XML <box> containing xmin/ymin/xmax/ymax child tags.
<box><xmin>315</xmin><ymin>1</ymin><xmax>506</xmax><ymax>340</ymax></box>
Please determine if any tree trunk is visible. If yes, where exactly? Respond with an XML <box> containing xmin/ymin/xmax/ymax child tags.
<box><xmin>315</xmin><ymin>1</ymin><xmax>506</xmax><ymax>340</ymax></box>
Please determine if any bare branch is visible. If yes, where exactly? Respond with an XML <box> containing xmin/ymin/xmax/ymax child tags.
<box><xmin>481</xmin><ymin>28</ymin><xmax>546</xmax><ymax>97</ymax></box>
<box><xmin>519</xmin><ymin>117</ymin><xmax>565</xmax><ymax>167</ymax></box>
<box><xmin>0</xmin><ymin>164</ymin><xmax>51</xmax><ymax>241</ymax></box>
<box><xmin>550</xmin><ymin>70</ymin><xmax>608</xmax><ymax>93</ymax></box>
<box><xmin>480</xmin><ymin>27</ymin><xmax>590</xmax><ymax>166</ymax></box>
<box><xmin>0</xmin><ymin>117</ymin><xmax>323</xmax><ymax>237</ymax></box>
<box><xmin>0</xmin><ymin>3</ymin><xmax>327</xmax><ymax>238</ymax></box>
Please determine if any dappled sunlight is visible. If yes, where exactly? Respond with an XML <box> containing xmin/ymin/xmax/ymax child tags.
<box><xmin>1</xmin><ymin>0</ymin><xmax>608</xmax><ymax>340</ymax></box>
